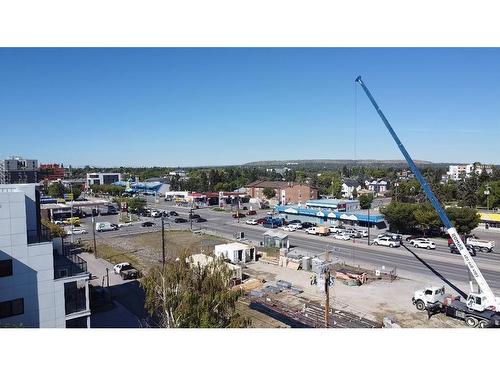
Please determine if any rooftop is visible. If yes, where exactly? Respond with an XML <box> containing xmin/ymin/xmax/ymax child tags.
<box><xmin>215</xmin><ymin>242</ymin><xmax>253</xmax><ymax>251</ymax></box>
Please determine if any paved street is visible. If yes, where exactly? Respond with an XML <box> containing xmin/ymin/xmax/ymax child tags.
<box><xmin>70</xmin><ymin>198</ymin><xmax>500</xmax><ymax>298</ymax></box>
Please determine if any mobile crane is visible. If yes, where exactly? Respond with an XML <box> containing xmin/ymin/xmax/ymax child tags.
<box><xmin>355</xmin><ymin>76</ymin><xmax>500</xmax><ymax>327</ymax></box>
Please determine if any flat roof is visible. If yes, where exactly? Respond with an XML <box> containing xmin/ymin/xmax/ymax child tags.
<box><xmin>189</xmin><ymin>254</ymin><xmax>241</xmax><ymax>270</ymax></box>
<box><xmin>215</xmin><ymin>242</ymin><xmax>253</xmax><ymax>251</ymax></box>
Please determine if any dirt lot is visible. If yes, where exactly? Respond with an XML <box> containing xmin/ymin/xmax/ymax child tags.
<box><xmin>83</xmin><ymin>230</ymin><xmax>228</xmax><ymax>271</ymax></box>
<box><xmin>243</xmin><ymin>261</ymin><xmax>464</xmax><ymax>328</ymax></box>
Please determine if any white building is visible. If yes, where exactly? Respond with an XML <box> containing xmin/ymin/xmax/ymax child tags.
<box><xmin>214</xmin><ymin>242</ymin><xmax>256</xmax><ymax>264</ymax></box>
<box><xmin>366</xmin><ymin>179</ymin><xmax>389</xmax><ymax>196</ymax></box>
<box><xmin>341</xmin><ymin>178</ymin><xmax>362</xmax><ymax>199</ymax></box>
<box><xmin>86</xmin><ymin>172</ymin><xmax>121</xmax><ymax>187</ymax></box>
<box><xmin>446</xmin><ymin>164</ymin><xmax>474</xmax><ymax>181</ymax></box>
<box><xmin>0</xmin><ymin>184</ymin><xmax>90</xmax><ymax>328</ymax></box>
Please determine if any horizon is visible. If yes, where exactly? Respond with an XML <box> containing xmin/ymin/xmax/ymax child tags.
<box><xmin>2</xmin><ymin>48</ymin><xmax>500</xmax><ymax>166</ymax></box>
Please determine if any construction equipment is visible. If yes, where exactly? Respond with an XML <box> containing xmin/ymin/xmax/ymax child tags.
<box><xmin>355</xmin><ymin>76</ymin><xmax>500</xmax><ymax>320</ymax></box>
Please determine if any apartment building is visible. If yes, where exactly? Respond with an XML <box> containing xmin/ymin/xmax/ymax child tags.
<box><xmin>245</xmin><ymin>180</ymin><xmax>318</xmax><ymax>205</ymax></box>
<box><xmin>86</xmin><ymin>172</ymin><xmax>121</xmax><ymax>187</ymax></box>
<box><xmin>0</xmin><ymin>156</ymin><xmax>38</xmax><ymax>184</ymax></box>
<box><xmin>39</xmin><ymin>163</ymin><xmax>65</xmax><ymax>182</ymax></box>
<box><xmin>0</xmin><ymin>184</ymin><xmax>90</xmax><ymax>328</ymax></box>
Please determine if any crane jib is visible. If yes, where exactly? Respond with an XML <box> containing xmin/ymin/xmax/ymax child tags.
<box><xmin>355</xmin><ymin>75</ymin><xmax>496</xmax><ymax>307</ymax></box>
<box><xmin>355</xmin><ymin>76</ymin><xmax>452</xmax><ymax>229</ymax></box>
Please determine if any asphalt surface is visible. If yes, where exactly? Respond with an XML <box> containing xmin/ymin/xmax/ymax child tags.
<box><xmin>70</xmin><ymin>197</ymin><xmax>500</xmax><ymax>296</ymax></box>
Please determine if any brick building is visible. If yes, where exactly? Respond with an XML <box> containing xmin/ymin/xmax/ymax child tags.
<box><xmin>245</xmin><ymin>180</ymin><xmax>318</xmax><ymax>205</ymax></box>
<box><xmin>39</xmin><ymin>163</ymin><xmax>65</xmax><ymax>182</ymax></box>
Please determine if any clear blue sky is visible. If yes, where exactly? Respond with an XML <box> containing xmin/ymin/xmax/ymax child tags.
<box><xmin>1</xmin><ymin>48</ymin><xmax>499</xmax><ymax>167</ymax></box>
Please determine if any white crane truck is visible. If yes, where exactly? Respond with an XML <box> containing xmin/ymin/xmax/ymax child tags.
<box><xmin>356</xmin><ymin>76</ymin><xmax>500</xmax><ymax>328</ymax></box>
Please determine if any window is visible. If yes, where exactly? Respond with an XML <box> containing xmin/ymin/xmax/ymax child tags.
<box><xmin>0</xmin><ymin>298</ymin><xmax>24</xmax><ymax>319</ymax></box>
<box><xmin>425</xmin><ymin>290</ymin><xmax>433</xmax><ymax>295</ymax></box>
<box><xmin>0</xmin><ymin>259</ymin><xmax>13</xmax><ymax>277</ymax></box>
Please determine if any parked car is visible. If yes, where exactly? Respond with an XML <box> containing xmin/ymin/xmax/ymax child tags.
<box><xmin>329</xmin><ymin>225</ymin><xmax>345</xmax><ymax>234</ymax></box>
<box><xmin>169</xmin><ymin>211</ymin><xmax>179</xmax><ymax>216</ymax></box>
<box><xmin>288</xmin><ymin>223</ymin><xmax>302</xmax><ymax>230</ymax></box>
<box><xmin>66</xmin><ymin>228</ymin><xmax>88</xmax><ymax>235</ymax></box>
<box><xmin>246</xmin><ymin>219</ymin><xmax>258</xmax><ymax>225</ymax></box>
<box><xmin>406</xmin><ymin>235</ymin><xmax>420</xmax><ymax>242</ymax></box>
<box><xmin>372</xmin><ymin>237</ymin><xmax>400</xmax><ymax>248</ymax></box>
<box><xmin>412</xmin><ymin>239</ymin><xmax>436</xmax><ymax>249</ymax></box>
<box><xmin>247</xmin><ymin>210</ymin><xmax>257</xmax><ymax>216</ymax></box>
<box><xmin>150</xmin><ymin>210</ymin><xmax>162</xmax><ymax>218</ymax></box>
<box><xmin>232</xmin><ymin>213</ymin><xmax>246</xmax><ymax>219</ymax></box>
<box><xmin>256</xmin><ymin>218</ymin><xmax>267</xmax><ymax>225</ymax></box>
<box><xmin>194</xmin><ymin>217</ymin><xmax>207</xmax><ymax>223</ymax></box>
<box><xmin>301</xmin><ymin>222</ymin><xmax>316</xmax><ymax>229</ymax></box>
<box><xmin>378</xmin><ymin>232</ymin><xmax>403</xmax><ymax>243</ymax></box>
<box><xmin>282</xmin><ymin>226</ymin><xmax>296</xmax><ymax>232</ymax></box>
<box><xmin>174</xmin><ymin>218</ymin><xmax>188</xmax><ymax>223</ymax></box>
<box><xmin>141</xmin><ymin>221</ymin><xmax>155</xmax><ymax>227</ymax></box>
<box><xmin>117</xmin><ymin>263</ymin><xmax>139</xmax><ymax>280</ymax></box>
<box><xmin>450</xmin><ymin>243</ymin><xmax>477</xmax><ymax>257</ymax></box>
<box><xmin>189</xmin><ymin>213</ymin><xmax>201</xmax><ymax>220</ymax></box>
<box><xmin>266</xmin><ymin>211</ymin><xmax>274</xmax><ymax>215</ymax></box>
<box><xmin>333</xmin><ymin>233</ymin><xmax>351</xmax><ymax>241</ymax></box>
<box><xmin>288</xmin><ymin>220</ymin><xmax>301</xmax><ymax>225</ymax></box>
<box><xmin>344</xmin><ymin>229</ymin><xmax>362</xmax><ymax>238</ymax></box>
<box><xmin>113</xmin><ymin>262</ymin><xmax>130</xmax><ymax>274</ymax></box>
<box><xmin>358</xmin><ymin>229</ymin><xmax>369</xmax><ymax>237</ymax></box>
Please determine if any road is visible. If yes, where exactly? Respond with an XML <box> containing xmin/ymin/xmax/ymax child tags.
<box><xmin>71</xmin><ymin>197</ymin><xmax>500</xmax><ymax>296</ymax></box>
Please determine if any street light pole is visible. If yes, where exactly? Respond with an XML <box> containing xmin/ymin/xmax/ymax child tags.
<box><xmin>367</xmin><ymin>206</ymin><xmax>371</xmax><ymax>246</ymax></box>
<box><xmin>92</xmin><ymin>208</ymin><xmax>97</xmax><ymax>258</ymax></box>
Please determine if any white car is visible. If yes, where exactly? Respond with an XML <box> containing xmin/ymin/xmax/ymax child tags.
<box><xmin>305</xmin><ymin>227</ymin><xmax>318</xmax><ymax>235</ymax></box>
<box><xmin>413</xmin><ymin>239</ymin><xmax>436</xmax><ymax>249</ymax></box>
<box><xmin>372</xmin><ymin>237</ymin><xmax>400</xmax><ymax>248</ymax></box>
<box><xmin>66</xmin><ymin>228</ymin><xmax>88</xmax><ymax>235</ymax></box>
<box><xmin>288</xmin><ymin>223</ymin><xmax>302</xmax><ymax>230</ymax></box>
<box><xmin>114</xmin><ymin>262</ymin><xmax>131</xmax><ymax>274</ymax></box>
<box><xmin>54</xmin><ymin>220</ymin><xmax>65</xmax><ymax>225</ymax></box>
<box><xmin>282</xmin><ymin>226</ymin><xmax>296</xmax><ymax>232</ymax></box>
<box><xmin>358</xmin><ymin>230</ymin><xmax>369</xmax><ymax>237</ymax></box>
<box><xmin>266</xmin><ymin>211</ymin><xmax>274</xmax><ymax>216</ymax></box>
<box><xmin>245</xmin><ymin>219</ymin><xmax>258</xmax><ymax>225</ymax></box>
<box><xmin>329</xmin><ymin>226</ymin><xmax>344</xmax><ymax>234</ymax></box>
<box><xmin>409</xmin><ymin>237</ymin><xmax>428</xmax><ymax>245</ymax></box>
<box><xmin>118</xmin><ymin>222</ymin><xmax>134</xmax><ymax>228</ymax></box>
<box><xmin>333</xmin><ymin>233</ymin><xmax>351</xmax><ymax>241</ymax></box>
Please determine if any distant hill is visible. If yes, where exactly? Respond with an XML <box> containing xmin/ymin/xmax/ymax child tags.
<box><xmin>243</xmin><ymin>159</ymin><xmax>445</xmax><ymax>168</ymax></box>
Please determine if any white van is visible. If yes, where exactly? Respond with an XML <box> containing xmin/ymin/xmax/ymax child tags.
<box><xmin>95</xmin><ymin>222</ymin><xmax>117</xmax><ymax>232</ymax></box>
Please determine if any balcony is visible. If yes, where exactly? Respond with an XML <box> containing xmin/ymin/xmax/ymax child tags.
<box><xmin>54</xmin><ymin>253</ymin><xmax>88</xmax><ymax>279</ymax></box>
<box><xmin>27</xmin><ymin>225</ymin><xmax>51</xmax><ymax>244</ymax></box>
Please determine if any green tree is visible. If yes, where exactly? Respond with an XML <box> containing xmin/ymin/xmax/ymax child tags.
<box><xmin>41</xmin><ymin>219</ymin><xmax>67</xmax><ymax>238</ymax></box>
<box><xmin>445</xmin><ymin>206</ymin><xmax>480</xmax><ymax>235</ymax></box>
<box><xmin>141</xmin><ymin>254</ymin><xmax>250</xmax><ymax>328</ymax></box>
<box><xmin>380</xmin><ymin>202</ymin><xmax>418</xmax><ymax>233</ymax></box>
<box><xmin>262</xmin><ymin>187</ymin><xmax>276</xmax><ymax>200</ymax></box>
<box><xmin>359</xmin><ymin>194</ymin><xmax>373</xmax><ymax>209</ymax></box>
<box><xmin>47</xmin><ymin>182</ymin><xmax>65</xmax><ymax>198</ymax></box>
<box><xmin>458</xmin><ymin>174</ymin><xmax>479</xmax><ymax>208</ymax></box>
<box><xmin>352</xmin><ymin>187</ymin><xmax>358</xmax><ymax>199</ymax></box>
<box><xmin>414</xmin><ymin>204</ymin><xmax>441</xmax><ymax>236</ymax></box>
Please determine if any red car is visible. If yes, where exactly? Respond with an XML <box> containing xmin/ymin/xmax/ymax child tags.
<box><xmin>247</xmin><ymin>210</ymin><xmax>257</xmax><ymax>216</ymax></box>
<box><xmin>256</xmin><ymin>218</ymin><xmax>267</xmax><ymax>224</ymax></box>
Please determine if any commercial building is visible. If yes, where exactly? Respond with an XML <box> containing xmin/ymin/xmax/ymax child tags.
<box><xmin>478</xmin><ymin>212</ymin><xmax>500</xmax><ymax>230</ymax></box>
<box><xmin>245</xmin><ymin>180</ymin><xmax>318</xmax><ymax>205</ymax></box>
<box><xmin>86</xmin><ymin>172</ymin><xmax>121</xmax><ymax>187</ymax></box>
<box><xmin>275</xmin><ymin>198</ymin><xmax>385</xmax><ymax>229</ymax></box>
<box><xmin>0</xmin><ymin>184</ymin><xmax>91</xmax><ymax>328</ymax></box>
<box><xmin>39</xmin><ymin>163</ymin><xmax>65</xmax><ymax>182</ymax></box>
<box><xmin>0</xmin><ymin>156</ymin><xmax>38</xmax><ymax>184</ymax></box>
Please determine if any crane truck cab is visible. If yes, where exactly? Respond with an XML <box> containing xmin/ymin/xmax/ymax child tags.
<box><xmin>465</xmin><ymin>293</ymin><xmax>500</xmax><ymax>312</ymax></box>
<box><xmin>412</xmin><ymin>286</ymin><xmax>447</xmax><ymax>311</ymax></box>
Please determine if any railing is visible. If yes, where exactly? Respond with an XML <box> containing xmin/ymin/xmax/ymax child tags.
<box><xmin>54</xmin><ymin>253</ymin><xmax>88</xmax><ymax>279</ymax></box>
<box><xmin>27</xmin><ymin>225</ymin><xmax>51</xmax><ymax>244</ymax></box>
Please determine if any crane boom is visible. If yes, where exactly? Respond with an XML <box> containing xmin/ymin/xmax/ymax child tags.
<box><xmin>355</xmin><ymin>75</ymin><xmax>497</xmax><ymax>309</ymax></box>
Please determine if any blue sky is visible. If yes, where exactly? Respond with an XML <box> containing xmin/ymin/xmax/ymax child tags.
<box><xmin>0</xmin><ymin>48</ymin><xmax>499</xmax><ymax>167</ymax></box>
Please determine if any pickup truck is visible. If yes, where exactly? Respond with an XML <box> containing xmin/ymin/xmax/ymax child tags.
<box><xmin>466</xmin><ymin>238</ymin><xmax>495</xmax><ymax>253</ymax></box>
<box><xmin>114</xmin><ymin>262</ymin><xmax>140</xmax><ymax>280</ymax></box>
<box><xmin>305</xmin><ymin>226</ymin><xmax>329</xmax><ymax>236</ymax></box>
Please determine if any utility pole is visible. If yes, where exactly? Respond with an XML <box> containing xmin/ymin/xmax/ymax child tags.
<box><xmin>92</xmin><ymin>207</ymin><xmax>97</xmax><ymax>258</ymax></box>
<box><xmin>161</xmin><ymin>215</ymin><xmax>166</xmax><ymax>266</ymax></box>
<box><xmin>367</xmin><ymin>205</ymin><xmax>371</xmax><ymax>246</ymax></box>
<box><xmin>190</xmin><ymin>208</ymin><xmax>193</xmax><ymax>231</ymax></box>
<box><xmin>324</xmin><ymin>248</ymin><xmax>331</xmax><ymax>328</ymax></box>
<box><xmin>485</xmin><ymin>185</ymin><xmax>490</xmax><ymax>211</ymax></box>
